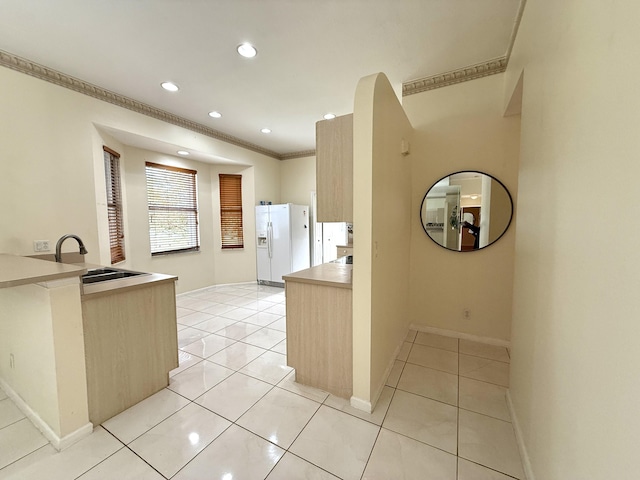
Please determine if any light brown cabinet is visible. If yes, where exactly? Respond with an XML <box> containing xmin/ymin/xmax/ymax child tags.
<box><xmin>81</xmin><ymin>280</ymin><xmax>178</xmax><ymax>425</ymax></box>
<box><xmin>336</xmin><ymin>245</ymin><xmax>353</xmax><ymax>258</ymax></box>
<box><xmin>316</xmin><ymin>114</ymin><xmax>353</xmax><ymax>222</ymax></box>
<box><xmin>284</xmin><ymin>268</ymin><xmax>353</xmax><ymax>399</ymax></box>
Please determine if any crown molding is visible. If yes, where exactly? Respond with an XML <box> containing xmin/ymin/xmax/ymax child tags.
<box><xmin>402</xmin><ymin>0</ymin><xmax>526</xmax><ymax>96</ymax></box>
<box><xmin>402</xmin><ymin>56</ymin><xmax>507</xmax><ymax>96</ymax></box>
<box><xmin>0</xmin><ymin>49</ymin><xmax>284</xmax><ymax>160</ymax></box>
<box><xmin>279</xmin><ymin>149</ymin><xmax>316</xmax><ymax>160</ymax></box>
<box><xmin>506</xmin><ymin>0</ymin><xmax>528</xmax><ymax>62</ymax></box>
<box><xmin>1</xmin><ymin>40</ymin><xmax>523</xmax><ymax>158</ymax></box>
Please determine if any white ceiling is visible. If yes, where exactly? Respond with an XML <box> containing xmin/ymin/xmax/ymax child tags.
<box><xmin>0</xmin><ymin>0</ymin><xmax>522</xmax><ymax>158</ymax></box>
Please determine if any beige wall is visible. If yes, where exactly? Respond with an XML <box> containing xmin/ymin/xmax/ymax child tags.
<box><xmin>112</xmin><ymin>147</ymin><xmax>259</xmax><ymax>293</ymax></box>
<box><xmin>0</xmin><ymin>66</ymin><xmax>281</xmax><ymax>293</ymax></box>
<box><xmin>352</xmin><ymin>73</ymin><xmax>413</xmax><ymax>408</ymax></box>
<box><xmin>0</xmin><ymin>70</ymin><xmax>101</xmax><ymax>260</ymax></box>
<box><xmin>506</xmin><ymin>2</ymin><xmax>640</xmax><ymax>478</ymax></box>
<box><xmin>403</xmin><ymin>74</ymin><xmax>521</xmax><ymax>342</ymax></box>
<box><xmin>49</xmin><ymin>280</ymin><xmax>90</xmax><ymax>437</ymax></box>
<box><xmin>280</xmin><ymin>155</ymin><xmax>316</xmax><ymax>206</ymax></box>
<box><xmin>0</xmin><ymin>279</ymin><xmax>89</xmax><ymax>439</ymax></box>
<box><xmin>0</xmin><ymin>285</ymin><xmax>60</xmax><ymax>433</ymax></box>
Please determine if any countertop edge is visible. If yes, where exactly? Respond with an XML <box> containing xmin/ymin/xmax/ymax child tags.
<box><xmin>284</xmin><ymin>277</ymin><xmax>352</xmax><ymax>289</ymax></box>
<box><xmin>81</xmin><ymin>272</ymin><xmax>178</xmax><ymax>299</ymax></box>
<box><xmin>0</xmin><ymin>254</ymin><xmax>86</xmax><ymax>289</ymax></box>
<box><xmin>283</xmin><ymin>263</ymin><xmax>352</xmax><ymax>290</ymax></box>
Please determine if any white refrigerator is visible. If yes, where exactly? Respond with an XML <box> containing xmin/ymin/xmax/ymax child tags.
<box><xmin>256</xmin><ymin>203</ymin><xmax>310</xmax><ymax>286</ymax></box>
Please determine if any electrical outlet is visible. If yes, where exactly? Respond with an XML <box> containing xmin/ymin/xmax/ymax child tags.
<box><xmin>34</xmin><ymin>240</ymin><xmax>51</xmax><ymax>252</ymax></box>
<box><xmin>463</xmin><ymin>308</ymin><xmax>471</xmax><ymax>320</ymax></box>
<box><xmin>9</xmin><ymin>353</ymin><xmax>14</xmax><ymax>369</ymax></box>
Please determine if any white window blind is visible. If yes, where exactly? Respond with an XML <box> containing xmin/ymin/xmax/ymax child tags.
<box><xmin>103</xmin><ymin>146</ymin><xmax>125</xmax><ymax>264</ymax></box>
<box><xmin>219</xmin><ymin>174</ymin><xmax>244</xmax><ymax>249</ymax></box>
<box><xmin>145</xmin><ymin>162</ymin><xmax>200</xmax><ymax>255</ymax></box>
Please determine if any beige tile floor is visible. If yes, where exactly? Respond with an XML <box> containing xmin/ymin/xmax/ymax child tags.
<box><xmin>0</xmin><ymin>282</ymin><xmax>524</xmax><ymax>479</ymax></box>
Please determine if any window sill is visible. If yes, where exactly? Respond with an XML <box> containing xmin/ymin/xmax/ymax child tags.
<box><xmin>151</xmin><ymin>248</ymin><xmax>201</xmax><ymax>257</ymax></box>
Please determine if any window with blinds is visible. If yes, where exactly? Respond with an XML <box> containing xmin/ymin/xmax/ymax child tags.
<box><xmin>103</xmin><ymin>146</ymin><xmax>125</xmax><ymax>264</ymax></box>
<box><xmin>145</xmin><ymin>162</ymin><xmax>200</xmax><ymax>255</ymax></box>
<box><xmin>219</xmin><ymin>174</ymin><xmax>244</xmax><ymax>249</ymax></box>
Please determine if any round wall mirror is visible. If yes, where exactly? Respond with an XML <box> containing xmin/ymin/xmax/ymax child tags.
<box><xmin>420</xmin><ymin>171</ymin><xmax>513</xmax><ymax>252</ymax></box>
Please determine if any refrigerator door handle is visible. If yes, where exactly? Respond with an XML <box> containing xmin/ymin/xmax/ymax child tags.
<box><xmin>267</xmin><ymin>222</ymin><xmax>273</xmax><ymax>259</ymax></box>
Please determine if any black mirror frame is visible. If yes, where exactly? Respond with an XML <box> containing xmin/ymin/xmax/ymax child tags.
<box><xmin>420</xmin><ymin>170</ymin><xmax>514</xmax><ymax>252</ymax></box>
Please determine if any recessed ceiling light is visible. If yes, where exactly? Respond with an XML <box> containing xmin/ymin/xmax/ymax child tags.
<box><xmin>261</xmin><ymin>128</ymin><xmax>271</xmax><ymax>134</ymax></box>
<box><xmin>161</xmin><ymin>81</ymin><xmax>179</xmax><ymax>92</ymax></box>
<box><xmin>237</xmin><ymin>43</ymin><xmax>258</xmax><ymax>58</ymax></box>
<box><xmin>323</xmin><ymin>113</ymin><xmax>336</xmax><ymax>120</ymax></box>
<box><xmin>208</xmin><ymin>111</ymin><xmax>222</xmax><ymax>118</ymax></box>
<box><xmin>177</xmin><ymin>150</ymin><xmax>189</xmax><ymax>156</ymax></box>
<box><xmin>470</xmin><ymin>195</ymin><xmax>479</xmax><ymax>200</ymax></box>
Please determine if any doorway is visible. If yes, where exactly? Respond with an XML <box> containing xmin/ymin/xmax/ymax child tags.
<box><xmin>310</xmin><ymin>192</ymin><xmax>348</xmax><ymax>265</ymax></box>
<box><xmin>461</xmin><ymin>206</ymin><xmax>481</xmax><ymax>251</ymax></box>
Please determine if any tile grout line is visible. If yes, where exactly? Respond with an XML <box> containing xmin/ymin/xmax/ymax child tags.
<box><xmin>178</xmin><ymin>306</ymin><xmax>511</xmax><ymax>479</ymax></box>
<box><xmin>0</xmin><ymin>414</ymin><xmax>27</xmax><ymax>431</ymax></box>
<box><xmin>0</xmin><ymin>284</ymin><xmax>288</xmax><ymax>478</ymax></box>
<box><xmin>286</xmin><ymin>451</ymin><xmax>344</xmax><ymax>480</ymax></box>
<box><xmin>459</xmin><ymin>351</ymin><xmax>511</xmax><ymax>365</ymax></box>
<box><xmin>6</xmin><ymin>289</ymin><xmax>510</xmax><ymax>479</ymax></box>
<box><xmin>358</xmin><ymin>421</ymin><xmax>384</xmax><ymax>480</ymax></box>
<box><xmin>379</xmin><ymin>424</ymin><xmax>460</xmax><ymax>461</ymax></box>
<box><xmin>460</xmin><ymin>457</ymin><xmax>522</xmax><ymax>480</ymax></box>
<box><xmin>382</xmin><ymin>335</ymin><xmax>465</xmax><ymax>461</ymax></box>
<box><xmin>68</xmin><ymin>429</ymin><xmax>138</xmax><ymax>480</ymax></box>
<box><xmin>102</xmin><ymin>395</ymin><xmax>194</xmax><ymax>446</ymax></box>
<box><xmin>174</xmin><ymin>316</ymin><xmax>509</xmax><ymax>478</ymax></box>
<box><xmin>167</xmin><ymin>421</ymin><xmax>235</xmax><ymax>479</ymax></box>
<box><xmin>170</xmin><ymin>380</ymin><xmax>322</xmax><ymax>478</ymax></box>
<box><xmin>0</xmin><ymin>425</ymin><xmax>50</xmax><ymax>473</ymax></box>
<box><xmin>131</xmin><ymin>348</ymin><xmax>283</xmax><ymax>478</ymax></box>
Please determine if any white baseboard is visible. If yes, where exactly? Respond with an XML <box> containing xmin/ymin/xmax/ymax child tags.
<box><xmin>177</xmin><ymin>281</ymin><xmax>259</xmax><ymax>297</ymax></box>
<box><xmin>0</xmin><ymin>378</ymin><xmax>93</xmax><ymax>451</ymax></box>
<box><xmin>506</xmin><ymin>389</ymin><xmax>535</xmax><ymax>480</ymax></box>
<box><xmin>350</xmin><ymin>333</ymin><xmax>405</xmax><ymax>414</ymax></box>
<box><xmin>349</xmin><ymin>396</ymin><xmax>372</xmax><ymax>413</ymax></box>
<box><xmin>409</xmin><ymin>324</ymin><xmax>511</xmax><ymax>349</ymax></box>
<box><xmin>53</xmin><ymin>423</ymin><xmax>94</xmax><ymax>451</ymax></box>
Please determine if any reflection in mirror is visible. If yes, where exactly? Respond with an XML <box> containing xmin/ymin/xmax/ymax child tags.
<box><xmin>420</xmin><ymin>171</ymin><xmax>513</xmax><ymax>252</ymax></box>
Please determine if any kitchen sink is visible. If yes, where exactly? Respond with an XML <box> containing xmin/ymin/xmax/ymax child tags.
<box><xmin>82</xmin><ymin>267</ymin><xmax>147</xmax><ymax>284</ymax></box>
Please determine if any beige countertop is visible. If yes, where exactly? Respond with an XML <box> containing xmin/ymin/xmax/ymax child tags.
<box><xmin>283</xmin><ymin>262</ymin><xmax>352</xmax><ymax>289</ymax></box>
<box><xmin>0</xmin><ymin>253</ymin><xmax>86</xmax><ymax>288</ymax></box>
<box><xmin>0</xmin><ymin>253</ymin><xmax>177</xmax><ymax>295</ymax></box>
<box><xmin>78</xmin><ymin>263</ymin><xmax>177</xmax><ymax>299</ymax></box>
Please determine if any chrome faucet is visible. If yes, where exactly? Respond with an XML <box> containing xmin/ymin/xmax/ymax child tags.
<box><xmin>55</xmin><ymin>234</ymin><xmax>88</xmax><ymax>263</ymax></box>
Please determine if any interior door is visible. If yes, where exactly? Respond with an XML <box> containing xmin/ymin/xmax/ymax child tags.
<box><xmin>322</xmin><ymin>222</ymin><xmax>347</xmax><ymax>263</ymax></box>
<box><xmin>461</xmin><ymin>206</ymin><xmax>481</xmax><ymax>251</ymax></box>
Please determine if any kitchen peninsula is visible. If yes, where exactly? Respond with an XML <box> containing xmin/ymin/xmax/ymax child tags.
<box><xmin>283</xmin><ymin>260</ymin><xmax>353</xmax><ymax>399</ymax></box>
<box><xmin>0</xmin><ymin>254</ymin><xmax>90</xmax><ymax>449</ymax></box>
<box><xmin>0</xmin><ymin>253</ymin><xmax>178</xmax><ymax>449</ymax></box>
<box><xmin>80</xmin><ymin>266</ymin><xmax>178</xmax><ymax>426</ymax></box>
